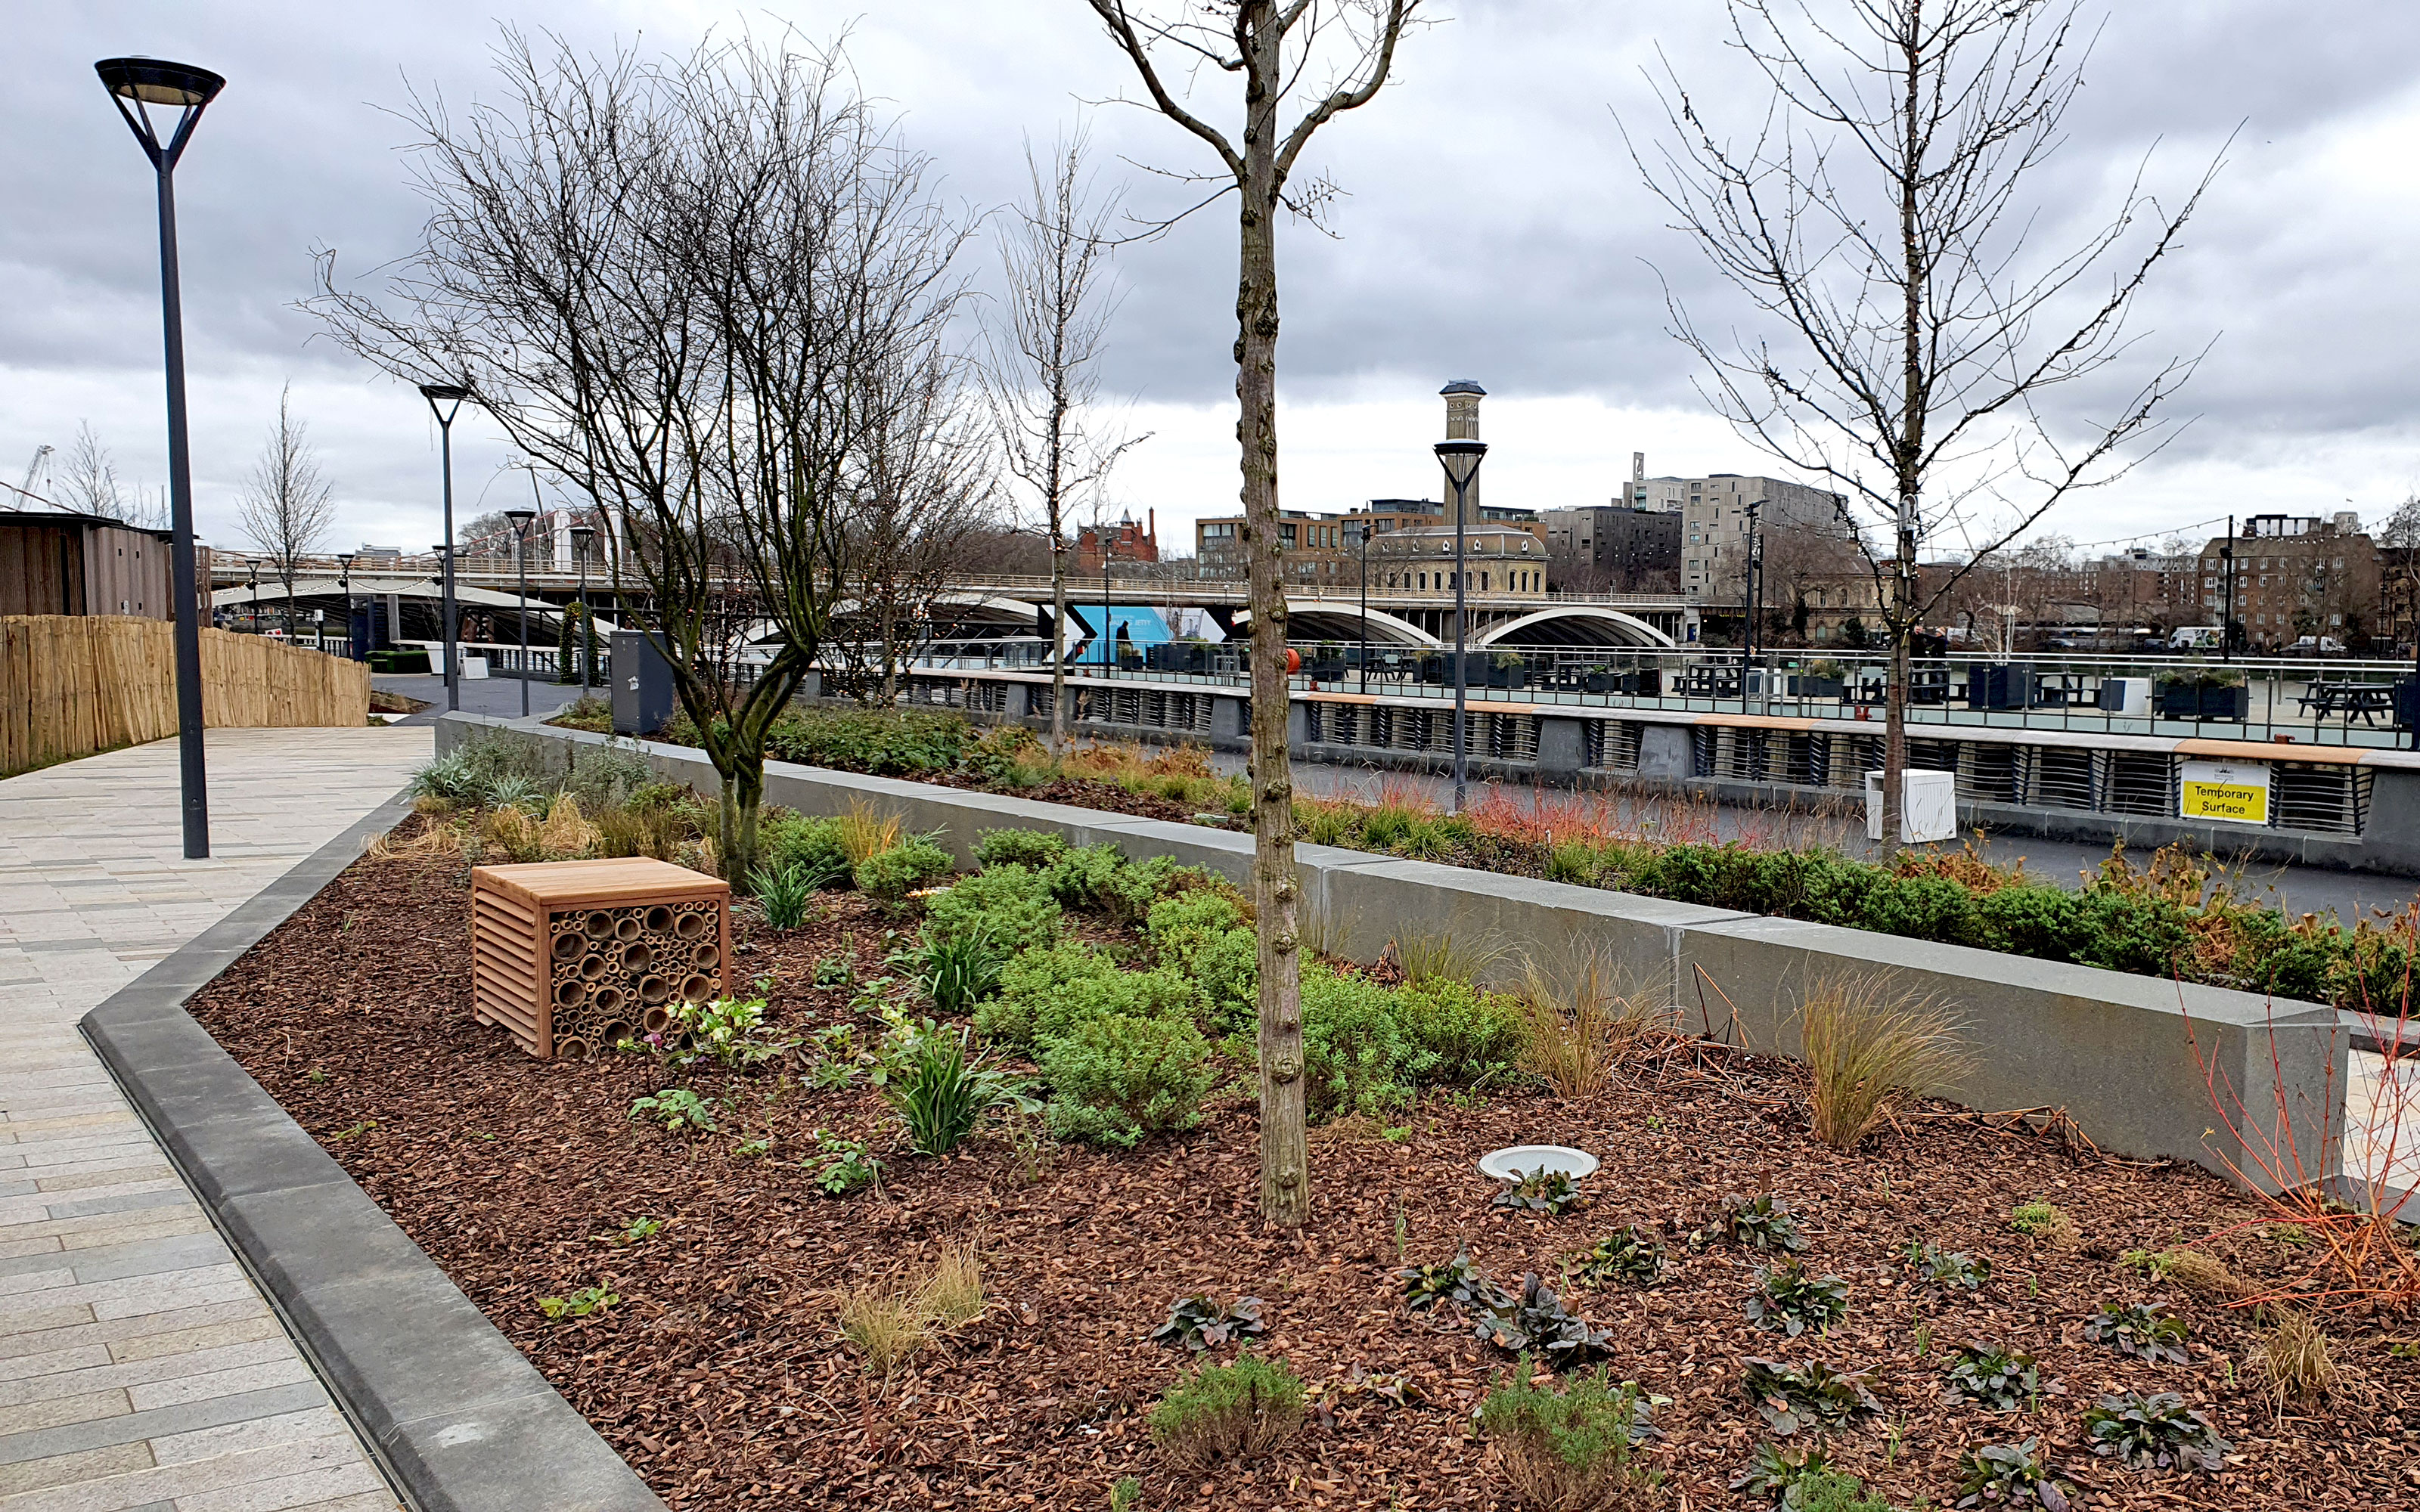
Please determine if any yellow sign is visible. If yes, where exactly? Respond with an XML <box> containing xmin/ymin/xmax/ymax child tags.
<box><xmin>2179</xmin><ymin>760</ymin><xmax>2269</xmax><ymax>825</ymax></box>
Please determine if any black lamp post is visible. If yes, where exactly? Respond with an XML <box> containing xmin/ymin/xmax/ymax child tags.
<box><xmin>245</xmin><ymin>555</ymin><xmax>259</xmax><ymax>629</ymax></box>
<box><xmin>2220</xmin><ymin>513</ymin><xmax>2235</xmax><ymax>665</ymax></box>
<box><xmin>1100</xmin><ymin>524</ymin><xmax>1117</xmax><ymax>673</ymax></box>
<box><xmin>1435</xmin><ymin>438</ymin><xmax>1488</xmax><ymax>813</ymax></box>
<box><xmin>504</xmin><ymin>507</ymin><xmax>536</xmax><ymax>716</ymax></box>
<box><xmin>569</xmin><ymin>524</ymin><xmax>597</xmax><ymax>691</ymax></box>
<box><xmin>1346</xmin><ymin>519</ymin><xmax>1372</xmax><ymax>694</ymax></box>
<box><xmin>97</xmin><ymin>55</ymin><xmax>225</xmax><ymax>860</ymax></box>
<box><xmin>1742</xmin><ymin>498</ymin><xmax>1763</xmax><ymax>711</ymax></box>
<box><xmin>420</xmin><ymin>383</ymin><xmax>472</xmax><ymax>708</ymax></box>
<box><xmin>337</xmin><ymin>551</ymin><xmax>357</xmax><ymax>659</ymax></box>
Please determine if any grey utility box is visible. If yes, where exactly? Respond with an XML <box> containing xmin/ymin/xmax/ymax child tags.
<box><xmin>610</xmin><ymin>631</ymin><xmax>675</xmax><ymax>736</ymax></box>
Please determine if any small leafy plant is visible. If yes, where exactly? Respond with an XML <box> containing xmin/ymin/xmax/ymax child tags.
<box><xmin>1150</xmin><ymin>1352</ymin><xmax>1306</xmax><ymax>1470</ymax></box>
<box><xmin>1941</xmin><ymin>1343</ymin><xmax>2054</xmax><ymax>1413</ymax></box>
<box><xmin>1476</xmin><ymin>1357</ymin><xmax>1660</xmax><ymax>1511</ymax></box>
<box><xmin>1569</xmin><ymin>1225</ymin><xmax>1664</xmax><ymax>1287</ymax></box>
<box><xmin>628</xmin><ymin>1088</ymin><xmax>715</xmax><ymax>1135</ymax></box>
<box><xmin>1493</xmin><ymin>1168</ymin><xmax>1587</xmax><ymax>1216</ymax></box>
<box><xmin>661</xmin><ymin>991</ymin><xmax>794</xmax><ymax>1069</ymax></box>
<box><xmin>917</xmin><ymin>925</ymin><xmax>1006</xmax><ymax>1016</ymax></box>
<box><xmin>1150</xmin><ymin>1294</ymin><xmax>1267</xmax><ymax>1352</ymax></box>
<box><xmin>537</xmin><ymin>1285</ymin><xmax>619</xmax><ymax>1320</ymax></box>
<box><xmin>1401</xmin><ymin>1246</ymin><xmax>1513</xmax><ymax>1313</ymax></box>
<box><xmin>2081</xmin><ymin>1391</ymin><xmax>2228</xmax><ymax>1473</ymax></box>
<box><xmin>1731</xmin><ymin>1440</ymin><xmax>1838</xmax><ymax>1502</ymax></box>
<box><xmin>809</xmin><ymin>1129</ymin><xmax>880</xmax><ymax>1197</ymax></box>
<box><xmin>1472</xmin><ymin>1274</ymin><xmax>1613</xmax><ymax>1372</ymax></box>
<box><xmin>2006</xmin><ymin>1201</ymin><xmax>2079</xmax><ymax>1247</ymax></box>
<box><xmin>2081</xmin><ymin>1302</ymin><xmax>2190</xmax><ymax>1365</ymax></box>
<box><xmin>749</xmin><ymin>859</ymin><xmax>814</xmax><ymax>929</ymax></box>
<box><xmin>1717</xmin><ymin>1194</ymin><xmax>1810</xmax><ymax>1253</ymax></box>
<box><xmin>1745</xmin><ymin>1261</ymin><xmax>1851</xmax><ymax>1337</ymax></box>
<box><xmin>1904</xmin><ymin>1240</ymin><xmax>1992</xmax><ymax>1291</ymax></box>
<box><xmin>883</xmin><ymin>1020</ymin><xmax>1025</xmax><ymax>1156</ymax></box>
<box><xmin>619</xmin><ymin>1216</ymin><xmax>665</xmax><ymax>1244</ymax></box>
<box><xmin>1739</xmin><ymin>1358</ymin><xmax>1883</xmax><ymax>1437</ymax></box>
<box><xmin>1953</xmin><ymin>1439</ymin><xmax>2074</xmax><ymax>1509</ymax></box>
<box><xmin>811</xmin><ymin>951</ymin><xmax>855</xmax><ymax>988</ymax></box>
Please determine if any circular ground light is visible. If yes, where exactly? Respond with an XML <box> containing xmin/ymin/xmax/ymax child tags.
<box><xmin>1477</xmin><ymin>1144</ymin><xmax>1599</xmax><ymax>1181</ymax></box>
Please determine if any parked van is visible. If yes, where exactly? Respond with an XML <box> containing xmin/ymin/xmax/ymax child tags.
<box><xmin>2288</xmin><ymin>635</ymin><xmax>2346</xmax><ymax>655</ymax></box>
<box><xmin>2167</xmin><ymin>625</ymin><xmax>2223</xmax><ymax>651</ymax></box>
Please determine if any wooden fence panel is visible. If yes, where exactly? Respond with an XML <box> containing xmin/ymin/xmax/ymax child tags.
<box><xmin>0</xmin><ymin>615</ymin><xmax>371</xmax><ymax>777</ymax></box>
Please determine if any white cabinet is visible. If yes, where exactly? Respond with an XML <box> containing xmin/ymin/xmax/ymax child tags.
<box><xmin>1866</xmin><ymin>768</ymin><xmax>1958</xmax><ymax>844</ymax></box>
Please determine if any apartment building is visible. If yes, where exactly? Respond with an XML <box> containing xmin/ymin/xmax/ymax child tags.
<box><xmin>1541</xmin><ymin>505</ymin><xmax>1681</xmax><ymax>591</ymax></box>
<box><xmin>2194</xmin><ymin>512</ymin><xmax>2376</xmax><ymax>648</ymax></box>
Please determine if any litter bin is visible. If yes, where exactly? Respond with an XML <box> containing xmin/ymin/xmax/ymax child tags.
<box><xmin>1865</xmin><ymin>768</ymin><xmax>1958</xmax><ymax>844</ymax></box>
<box><xmin>611</xmin><ymin>631</ymin><xmax>675</xmax><ymax>735</ymax></box>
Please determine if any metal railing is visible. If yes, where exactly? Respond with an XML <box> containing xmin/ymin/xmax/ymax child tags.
<box><xmin>886</xmin><ymin>638</ymin><xmax>2419</xmax><ymax>748</ymax></box>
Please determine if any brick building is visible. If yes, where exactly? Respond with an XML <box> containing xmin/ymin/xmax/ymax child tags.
<box><xmin>2193</xmin><ymin>513</ymin><xmax>2375</xmax><ymax>649</ymax></box>
<box><xmin>1075</xmin><ymin>510</ymin><xmax>1158</xmax><ymax>575</ymax></box>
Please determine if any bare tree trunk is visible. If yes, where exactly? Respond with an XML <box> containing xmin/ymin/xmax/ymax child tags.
<box><xmin>1050</xmin><ymin>536</ymin><xmax>1069</xmax><ymax>751</ymax></box>
<box><xmin>1235</xmin><ymin>42</ymin><xmax>1307</xmax><ymax>1227</ymax></box>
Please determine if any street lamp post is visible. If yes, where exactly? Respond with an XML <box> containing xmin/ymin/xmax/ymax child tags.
<box><xmin>1346</xmin><ymin>519</ymin><xmax>1372</xmax><ymax>694</ymax></box>
<box><xmin>569</xmin><ymin>524</ymin><xmax>597</xmax><ymax>691</ymax></box>
<box><xmin>1742</xmin><ymin>499</ymin><xmax>1763</xmax><ymax>713</ymax></box>
<box><xmin>245</xmin><ymin>555</ymin><xmax>259</xmax><ymax>629</ymax></box>
<box><xmin>337</xmin><ymin>552</ymin><xmax>356</xmax><ymax>659</ymax></box>
<box><xmin>97</xmin><ymin>55</ymin><xmax>225</xmax><ymax>860</ymax></box>
<box><xmin>2221</xmin><ymin>513</ymin><xmax>2236</xmax><ymax>665</ymax></box>
<box><xmin>504</xmin><ymin>507</ymin><xmax>536</xmax><ymax>717</ymax></box>
<box><xmin>1435</xmin><ymin>438</ymin><xmax>1488</xmax><ymax>813</ymax></box>
<box><xmin>420</xmin><ymin>383</ymin><xmax>473</xmax><ymax>709</ymax></box>
<box><xmin>1100</xmin><ymin>525</ymin><xmax>1117</xmax><ymax>674</ymax></box>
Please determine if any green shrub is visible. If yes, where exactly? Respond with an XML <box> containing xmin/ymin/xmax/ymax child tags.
<box><xmin>759</xmin><ymin>813</ymin><xmax>852</xmax><ymax>889</ymax></box>
<box><xmin>924</xmin><ymin>864</ymin><xmax>1063</xmax><ymax>951</ymax></box>
<box><xmin>1149</xmin><ymin>1353</ymin><xmax>1305</xmax><ymax>1470</ymax></box>
<box><xmin>1475</xmin><ymin>1358</ymin><xmax>1657</xmax><ymax>1512</ymax></box>
<box><xmin>977</xmin><ymin>943</ymin><xmax>1124</xmax><ymax>1046</ymax></box>
<box><xmin>1041</xmin><ymin>1012</ymin><xmax>1215</xmax><ymax>1148</ymax></box>
<box><xmin>854</xmin><ymin>835</ymin><xmax>953</xmax><ymax>903</ymax></box>
<box><xmin>1044</xmin><ymin>844</ymin><xmax>1187</xmax><ymax>926</ymax></box>
<box><xmin>959</xmin><ymin>726</ymin><xmax>1047</xmax><ymax>786</ymax></box>
<box><xmin>1147</xmin><ymin>893</ymin><xmax>1258</xmax><ymax>1028</ymax></box>
<box><xmin>974</xmin><ymin>826</ymin><xmax>1068</xmax><ymax>870</ymax></box>
<box><xmin>765</xmin><ymin>708</ymin><xmax>969</xmax><ymax>775</ymax></box>
<box><xmin>2081</xmin><ymin>1391</ymin><xmax>2229</xmax><ymax>1474</ymax></box>
<box><xmin>1392</xmin><ymin>974</ymin><xmax>1528</xmax><ymax>1085</ymax></box>
<box><xmin>1301</xmin><ymin>965</ymin><xmax>1435</xmax><ymax>1123</ymax></box>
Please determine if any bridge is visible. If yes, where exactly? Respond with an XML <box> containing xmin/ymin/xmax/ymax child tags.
<box><xmin>207</xmin><ymin>555</ymin><xmax>1692</xmax><ymax>648</ymax></box>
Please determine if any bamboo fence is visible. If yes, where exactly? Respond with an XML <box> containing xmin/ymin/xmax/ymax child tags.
<box><xmin>1</xmin><ymin>615</ymin><xmax>372</xmax><ymax>777</ymax></box>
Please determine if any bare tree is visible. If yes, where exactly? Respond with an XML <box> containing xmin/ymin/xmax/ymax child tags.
<box><xmin>1081</xmin><ymin>0</ymin><xmax>1416</xmax><ymax>1229</ymax></box>
<box><xmin>1637</xmin><ymin>0</ymin><xmax>2214</xmax><ymax>847</ymax></box>
<box><xmin>236</xmin><ymin>385</ymin><xmax>337</xmax><ymax>635</ymax></box>
<box><xmin>985</xmin><ymin>124</ymin><xmax>1146</xmax><ymax>751</ymax></box>
<box><xmin>306</xmin><ymin>29</ymin><xmax>966</xmax><ymax>876</ymax></box>
<box><xmin>828</xmin><ymin>345</ymin><xmax>1001</xmax><ymax>703</ymax></box>
<box><xmin>2379</xmin><ymin>497</ymin><xmax>2420</xmax><ymax>654</ymax></box>
<box><xmin>55</xmin><ymin>421</ymin><xmax>167</xmax><ymax>528</ymax></box>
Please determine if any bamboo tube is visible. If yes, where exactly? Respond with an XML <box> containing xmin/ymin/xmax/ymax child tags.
<box><xmin>644</xmin><ymin>905</ymin><xmax>674</xmax><ymax>932</ymax></box>
<box><xmin>619</xmin><ymin>941</ymin><xmax>653</xmax><ymax>974</ymax></box>
<box><xmin>582</xmin><ymin>911</ymin><xmax>614</xmax><ymax>940</ymax></box>
<box><xmin>672</xmin><ymin>910</ymin><xmax>709</xmax><ymax>941</ymax></box>
<box><xmin>678</xmin><ymin>974</ymin><xmax>712</xmax><ymax>1004</ymax></box>
<box><xmin>638</xmin><ymin>974</ymin><xmax>670</xmax><ymax>1005</ymax></box>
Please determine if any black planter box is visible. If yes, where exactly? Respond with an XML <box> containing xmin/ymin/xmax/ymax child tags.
<box><xmin>2154</xmin><ymin>681</ymin><xmax>2248</xmax><ymax>720</ymax></box>
<box><xmin>1966</xmin><ymin>664</ymin><xmax>2038</xmax><ymax>710</ymax></box>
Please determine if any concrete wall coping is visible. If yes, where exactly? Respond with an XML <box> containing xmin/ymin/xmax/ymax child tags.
<box><xmin>80</xmin><ymin>782</ymin><xmax>665</xmax><ymax>1512</ymax></box>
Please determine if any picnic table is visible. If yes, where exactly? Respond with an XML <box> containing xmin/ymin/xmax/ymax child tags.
<box><xmin>2297</xmin><ymin>680</ymin><xmax>2396</xmax><ymax>724</ymax></box>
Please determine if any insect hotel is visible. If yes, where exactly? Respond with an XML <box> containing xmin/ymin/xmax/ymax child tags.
<box><xmin>469</xmin><ymin>857</ymin><xmax>732</xmax><ymax>1059</ymax></box>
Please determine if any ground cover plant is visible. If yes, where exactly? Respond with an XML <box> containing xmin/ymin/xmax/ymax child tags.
<box><xmin>582</xmin><ymin>704</ymin><xmax>2420</xmax><ymax>1013</ymax></box>
<box><xmin>183</xmin><ymin>779</ymin><xmax>2420</xmax><ymax>1510</ymax></box>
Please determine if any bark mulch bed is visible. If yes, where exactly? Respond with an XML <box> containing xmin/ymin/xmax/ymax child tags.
<box><xmin>186</xmin><ymin>830</ymin><xmax>2420</xmax><ymax>1511</ymax></box>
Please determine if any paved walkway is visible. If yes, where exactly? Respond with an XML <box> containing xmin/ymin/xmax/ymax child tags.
<box><xmin>0</xmin><ymin>727</ymin><xmax>430</xmax><ymax>1512</ymax></box>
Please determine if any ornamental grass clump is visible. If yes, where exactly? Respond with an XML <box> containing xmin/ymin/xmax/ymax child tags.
<box><xmin>1798</xmin><ymin>974</ymin><xmax>1972</xmax><ymax>1149</ymax></box>
<box><xmin>1475</xmin><ymin>1358</ymin><xmax>1659</xmax><ymax>1512</ymax></box>
<box><xmin>1150</xmin><ymin>1353</ymin><xmax>1306</xmax><ymax>1470</ymax></box>
<box><xmin>883</xmin><ymin>1021</ymin><xmax>1025</xmax><ymax>1155</ymax></box>
<box><xmin>2251</xmin><ymin>1310</ymin><xmax>2338</xmax><ymax>1412</ymax></box>
<box><xmin>1515</xmin><ymin>947</ymin><xmax>1668</xmax><ymax>1099</ymax></box>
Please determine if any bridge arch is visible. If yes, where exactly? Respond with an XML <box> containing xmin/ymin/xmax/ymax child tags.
<box><xmin>1471</xmin><ymin>605</ymin><xmax>1675</xmax><ymax>649</ymax></box>
<box><xmin>1230</xmin><ymin>598</ymin><xmax>1440</xmax><ymax>647</ymax></box>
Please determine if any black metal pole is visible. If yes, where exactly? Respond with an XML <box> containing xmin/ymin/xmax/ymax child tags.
<box><xmin>516</xmin><ymin>525</ymin><xmax>531</xmax><ymax>717</ymax></box>
<box><xmin>2222</xmin><ymin>514</ymin><xmax>2234</xmax><ymax>665</ymax></box>
<box><xmin>439</xmin><ymin>421</ymin><xmax>459</xmax><ymax>708</ymax></box>
<box><xmin>1358</xmin><ymin>526</ymin><xmax>1370</xmax><ymax>696</ymax></box>
<box><xmin>153</xmin><ymin>149</ymin><xmax>209</xmax><ymax>857</ymax></box>
<box><xmin>577</xmin><ymin>549</ymin><xmax>591</xmax><ymax>691</ymax></box>
<box><xmin>1452</xmin><ymin>477</ymin><xmax>1469</xmax><ymax>813</ymax></box>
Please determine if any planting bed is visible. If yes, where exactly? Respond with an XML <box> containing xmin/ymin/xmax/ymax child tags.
<box><xmin>184</xmin><ymin>812</ymin><xmax>2420</xmax><ymax>1511</ymax></box>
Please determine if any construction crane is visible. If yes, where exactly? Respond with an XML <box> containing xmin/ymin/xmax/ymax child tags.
<box><xmin>17</xmin><ymin>444</ymin><xmax>53</xmax><ymax>497</ymax></box>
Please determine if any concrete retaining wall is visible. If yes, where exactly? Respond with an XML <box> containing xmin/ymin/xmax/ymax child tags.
<box><xmin>442</xmin><ymin>712</ymin><xmax>2348</xmax><ymax>1193</ymax></box>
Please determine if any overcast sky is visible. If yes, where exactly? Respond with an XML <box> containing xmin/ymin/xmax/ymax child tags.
<box><xmin>5</xmin><ymin>1</ymin><xmax>2418</xmax><ymax>562</ymax></box>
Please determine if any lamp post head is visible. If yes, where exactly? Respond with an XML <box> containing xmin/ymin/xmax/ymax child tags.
<box><xmin>503</xmin><ymin>507</ymin><xmax>536</xmax><ymax>538</ymax></box>
<box><xmin>418</xmin><ymin>383</ymin><xmax>473</xmax><ymax>426</ymax></box>
<box><xmin>96</xmin><ymin>57</ymin><xmax>223</xmax><ymax>166</ymax></box>
<box><xmin>569</xmin><ymin>525</ymin><xmax>597</xmax><ymax>559</ymax></box>
<box><xmin>1435</xmin><ymin>438</ymin><xmax>1488</xmax><ymax>491</ymax></box>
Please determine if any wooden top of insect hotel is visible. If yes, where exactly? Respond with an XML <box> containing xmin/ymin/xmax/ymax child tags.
<box><xmin>473</xmin><ymin>857</ymin><xmax>729</xmax><ymax>909</ymax></box>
